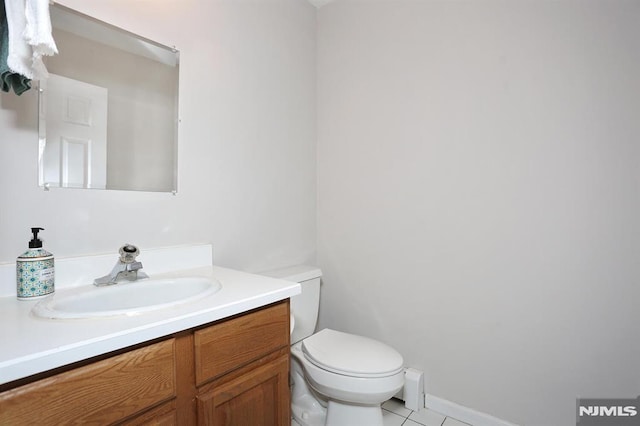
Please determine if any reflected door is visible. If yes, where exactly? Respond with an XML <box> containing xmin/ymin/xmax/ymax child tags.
<box><xmin>41</xmin><ymin>74</ymin><xmax>108</xmax><ymax>189</ymax></box>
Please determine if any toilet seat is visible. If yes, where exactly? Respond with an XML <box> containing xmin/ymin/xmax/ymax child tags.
<box><xmin>302</xmin><ymin>329</ymin><xmax>404</xmax><ymax>378</ymax></box>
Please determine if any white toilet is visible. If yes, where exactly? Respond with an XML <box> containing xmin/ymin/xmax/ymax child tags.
<box><xmin>262</xmin><ymin>265</ymin><xmax>405</xmax><ymax>426</ymax></box>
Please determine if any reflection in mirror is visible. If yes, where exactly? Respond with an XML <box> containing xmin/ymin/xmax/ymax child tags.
<box><xmin>39</xmin><ymin>4</ymin><xmax>179</xmax><ymax>192</ymax></box>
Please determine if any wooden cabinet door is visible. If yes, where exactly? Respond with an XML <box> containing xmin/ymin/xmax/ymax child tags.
<box><xmin>0</xmin><ymin>339</ymin><xmax>176</xmax><ymax>425</ymax></box>
<box><xmin>197</xmin><ymin>353</ymin><xmax>290</xmax><ymax>426</ymax></box>
<box><xmin>119</xmin><ymin>402</ymin><xmax>177</xmax><ymax>426</ymax></box>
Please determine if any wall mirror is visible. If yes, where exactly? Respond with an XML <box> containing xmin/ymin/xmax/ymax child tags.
<box><xmin>38</xmin><ymin>4</ymin><xmax>179</xmax><ymax>192</ymax></box>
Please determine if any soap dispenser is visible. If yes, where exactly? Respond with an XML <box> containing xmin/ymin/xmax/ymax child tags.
<box><xmin>16</xmin><ymin>227</ymin><xmax>55</xmax><ymax>300</ymax></box>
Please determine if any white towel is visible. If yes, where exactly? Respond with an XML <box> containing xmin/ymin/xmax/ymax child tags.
<box><xmin>24</xmin><ymin>0</ymin><xmax>57</xmax><ymax>57</ymax></box>
<box><xmin>24</xmin><ymin>0</ymin><xmax>57</xmax><ymax>80</ymax></box>
<box><xmin>30</xmin><ymin>54</ymin><xmax>48</xmax><ymax>79</ymax></box>
<box><xmin>4</xmin><ymin>0</ymin><xmax>33</xmax><ymax>79</ymax></box>
<box><xmin>4</xmin><ymin>0</ymin><xmax>57</xmax><ymax>81</ymax></box>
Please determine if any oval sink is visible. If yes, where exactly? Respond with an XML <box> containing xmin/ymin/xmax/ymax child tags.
<box><xmin>32</xmin><ymin>277</ymin><xmax>222</xmax><ymax>319</ymax></box>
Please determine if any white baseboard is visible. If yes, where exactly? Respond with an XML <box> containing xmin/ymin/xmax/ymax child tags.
<box><xmin>425</xmin><ymin>394</ymin><xmax>520</xmax><ymax>426</ymax></box>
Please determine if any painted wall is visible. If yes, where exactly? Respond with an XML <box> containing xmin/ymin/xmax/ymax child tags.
<box><xmin>316</xmin><ymin>1</ymin><xmax>640</xmax><ymax>425</ymax></box>
<box><xmin>0</xmin><ymin>0</ymin><xmax>317</xmax><ymax>272</ymax></box>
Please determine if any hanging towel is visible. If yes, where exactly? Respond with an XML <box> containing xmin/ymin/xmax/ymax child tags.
<box><xmin>24</xmin><ymin>0</ymin><xmax>57</xmax><ymax>79</ymax></box>
<box><xmin>4</xmin><ymin>0</ymin><xmax>33</xmax><ymax>79</ymax></box>
<box><xmin>1</xmin><ymin>0</ymin><xmax>31</xmax><ymax>94</ymax></box>
<box><xmin>24</xmin><ymin>0</ymin><xmax>57</xmax><ymax>57</ymax></box>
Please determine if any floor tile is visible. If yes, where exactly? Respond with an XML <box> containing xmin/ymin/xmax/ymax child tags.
<box><xmin>443</xmin><ymin>417</ymin><xmax>472</xmax><ymax>426</ymax></box>
<box><xmin>405</xmin><ymin>420</ymin><xmax>429</xmax><ymax>426</ymax></box>
<box><xmin>382</xmin><ymin>397</ymin><xmax>412</xmax><ymax>417</ymax></box>
<box><xmin>383</xmin><ymin>409</ymin><xmax>406</xmax><ymax>426</ymax></box>
<box><xmin>408</xmin><ymin>408</ymin><xmax>447</xmax><ymax>426</ymax></box>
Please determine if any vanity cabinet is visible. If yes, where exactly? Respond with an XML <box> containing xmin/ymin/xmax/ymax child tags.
<box><xmin>0</xmin><ymin>339</ymin><xmax>177</xmax><ymax>425</ymax></box>
<box><xmin>0</xmin><ymin>300</ymin><xmax>290</xmax><ymax>425</ymax></box>
<box><xmin>194</xmin><ymin>299</ymin><xmax>290</xmax><ymax>425</ymax></box>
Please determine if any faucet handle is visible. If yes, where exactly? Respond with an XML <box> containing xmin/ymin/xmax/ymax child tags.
<box><xmin>119</xmin><ymin>244</ymin><xmax>140</xmax><ymax>264</ymax></box>
<box><xmin>126</xmin><ymin>261</ymin><xmax>144</xmax><ymax>272</ymax></box>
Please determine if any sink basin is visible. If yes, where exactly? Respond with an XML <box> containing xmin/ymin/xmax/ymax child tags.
<box><xmin>32</xmin><ymin>277</ymin><xmax>222</xmax><ymax>319</ymax></box>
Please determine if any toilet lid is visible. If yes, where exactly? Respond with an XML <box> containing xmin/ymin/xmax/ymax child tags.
<box><xmin>301</xmin><ymin>329</ymin><xmax>404</xmax><ymax>378</ymax></box>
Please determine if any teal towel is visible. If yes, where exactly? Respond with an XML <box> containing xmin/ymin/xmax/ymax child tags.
<box><xmin>1</xmin><ymin>0</ymin><xmax>31</xmax><ymax>95</ymax></box>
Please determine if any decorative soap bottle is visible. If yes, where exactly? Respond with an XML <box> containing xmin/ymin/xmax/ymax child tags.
<box><xmin>16</xmin><ymin>227</ymin><xmax>55</xmax><ymax>300</ymax></box>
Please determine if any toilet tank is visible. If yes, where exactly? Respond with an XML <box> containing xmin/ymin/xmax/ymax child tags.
<box><xmin>260</xmin><ymin>265</ymin><xmax>322</xmax><ymax>344</ymax></box>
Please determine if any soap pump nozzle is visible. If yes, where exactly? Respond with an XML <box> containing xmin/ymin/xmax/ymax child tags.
<box><xmin>29</xmin><ymin>227</ymin><xmax>44</xmax><ymax>249</ymax></box>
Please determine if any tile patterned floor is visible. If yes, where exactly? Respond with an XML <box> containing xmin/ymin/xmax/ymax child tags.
<box><xmin>291</xmin><ymin>398</ymin><xmax>472</xmax><ymax>426</ymax></box>
<box><xmin>382</xmin><ymin>398</ymin><xmax>472</xmax><ymax>426</ymax></box>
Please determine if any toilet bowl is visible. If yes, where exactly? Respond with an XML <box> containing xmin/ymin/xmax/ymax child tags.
<box><xmin>260</xmin><ymin>266</ymin><xmax>405</xmax><ymax>426</ymax></box>
<box><xmin>291</xmin><ymin>329</ymin><xmax>404</xmax><ymax>426</ymax></box>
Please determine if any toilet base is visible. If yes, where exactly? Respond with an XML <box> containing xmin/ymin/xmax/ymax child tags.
<box><xmin>291</xmin><ymin>393</ymin><xmax>326</xmax><ymax>426</ymax></box>
<box><xmin>292</xmin><ymin>396</ymin><xmax>385</xmax><ymax>426</ymax></box>
<box><xmin>291</xmin><ymin>353</ymin><xmax>327</xmax><ymax>426</ymax></box>
<box><xmin>325</xmin><ymin>400</ymin><xmax>384</xmax><ymax>426</ymax></box>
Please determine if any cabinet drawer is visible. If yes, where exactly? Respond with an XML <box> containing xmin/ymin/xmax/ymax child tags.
<box><xmin>194</xmin><ymin>301</ymin><xmax>289</xmax><ymax>385</ymax></box>
<box><xmin>0</xmin><ymin>339</ymin><xmax>176</xmax><ymax>425</ymax></box>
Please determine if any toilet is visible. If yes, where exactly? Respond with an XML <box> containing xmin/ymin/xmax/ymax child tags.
<box><xmin>262</xmin><ymin>265</ymin><xmax>405</xmax><ymax>426</ymax></box>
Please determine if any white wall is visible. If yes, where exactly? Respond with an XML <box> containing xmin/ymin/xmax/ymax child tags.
<box><xmin>316</xmin><ymin>1</ymin><xmax>640</xmax><ymax>425</ymax></box>
<box><xmin>0</xmin><ymin>0</ymin><xmax>317</xmax><ymax>272</ymax></box>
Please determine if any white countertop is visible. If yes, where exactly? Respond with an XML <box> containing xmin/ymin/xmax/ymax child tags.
<box><xmin>0</xmin><ymin>265</ymin><xmax>300</xmax><ymax>386</ymax></box>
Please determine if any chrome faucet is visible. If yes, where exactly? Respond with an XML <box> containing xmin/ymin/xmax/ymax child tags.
<box><xmin>94</xmin><ymin>244</ymin><xmax>149</xmax><ymax>286</ymax></box>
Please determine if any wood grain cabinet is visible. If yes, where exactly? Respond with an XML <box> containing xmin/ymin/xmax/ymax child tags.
<box><xmin>0</xmin><ymin>300</ymin><xmax>290</xmax><ymax>426</ymax></box>
<box><xmin>194</xmin><ymin>301</ymin><xmax>290</xmax><ymax>426</ymax></box>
